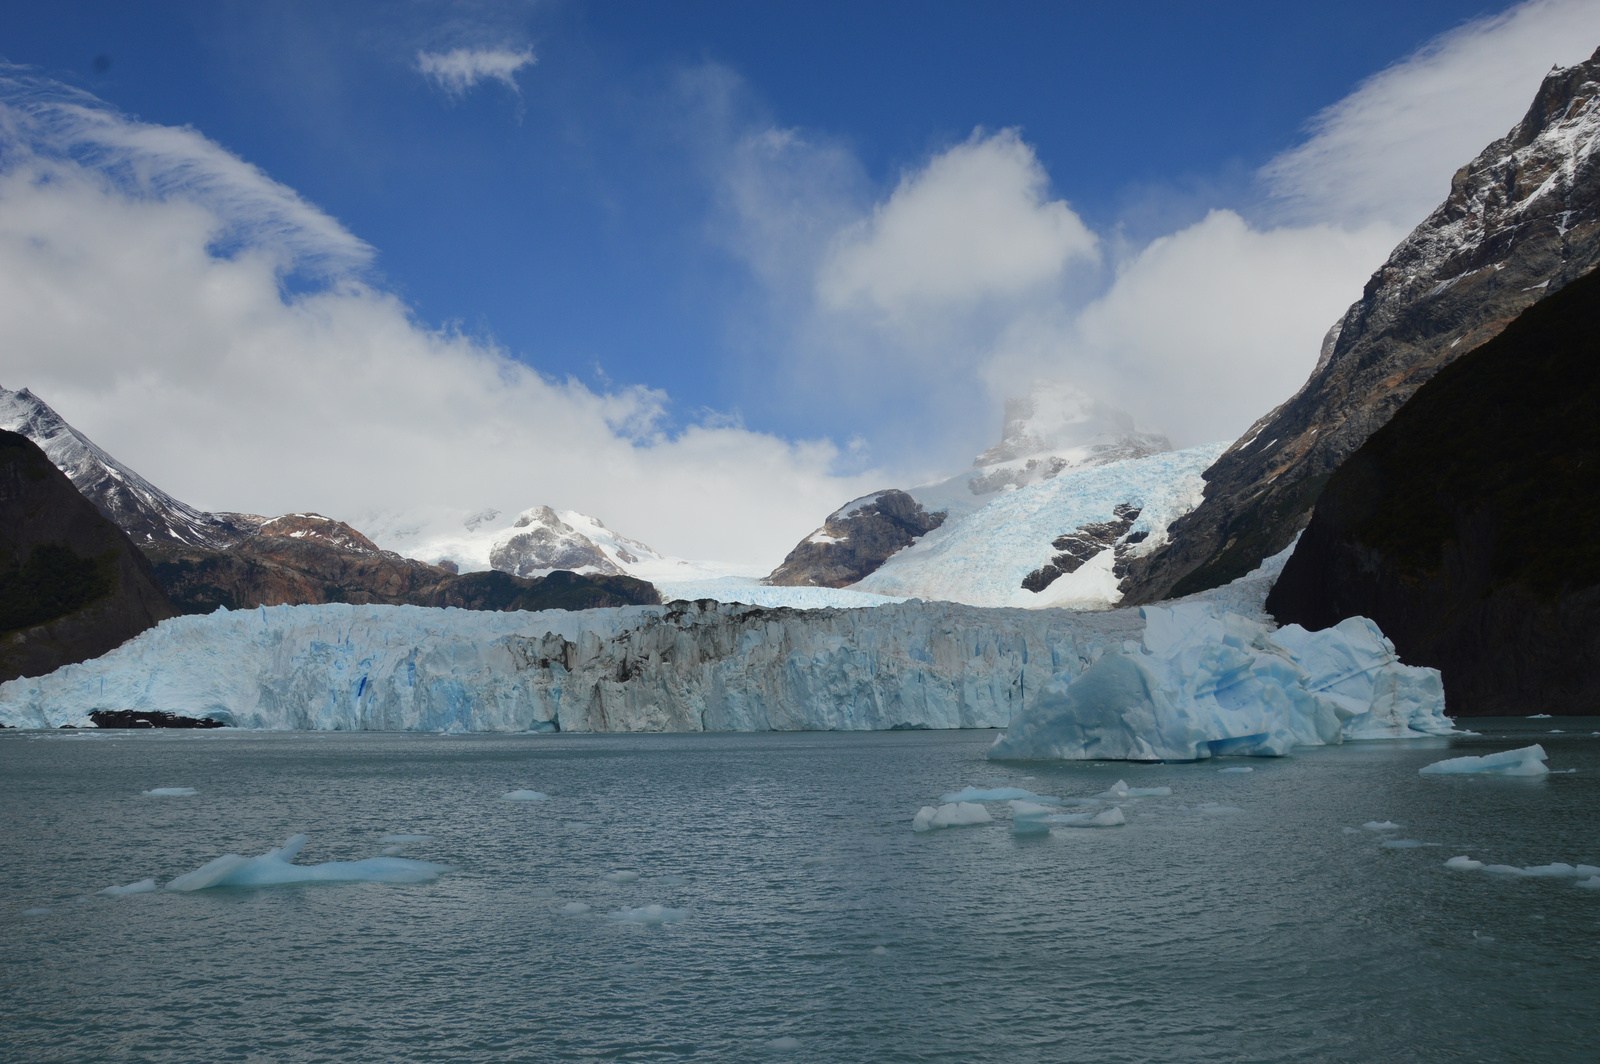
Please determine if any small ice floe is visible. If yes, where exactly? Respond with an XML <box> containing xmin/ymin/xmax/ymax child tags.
<box><xmin>1550</xmin><ymin>729</ymin><xmax>1564</xmax><ymax>733</ymax></box>
<box><xmin>22</xmin><ymin>907</ymin><xmax>50</xmax><ymax>916</ymax></box>
<box><xmin>1363</xmin><ymin>821</ymin><xmax>1402</xmax><ymax>831</ymax></box>
<box><xmin>1048</xmin><ymin>807</ymin><xmax>1127</xmax><ymax>828</ymax></box>
<box><xmin>561</xmin><ymin>902</ymin><xmax>591</xmax><ymax>915</ymax></box>
<box><xmin>97</xmin><ymin>879</ymin><xmax>158</xmax><ymax>896</ymax></box>
<box><xmin>1196</xmin><ymin>803</ymin><xmax>1242</xmax><ymax>815</ymax></box>
<box><xmin>1009</xmin><ymin>800</ymin><xmax>1054</xmax><ymax>836</ymax></box>
<box><xmin>1381</xmin><ymin>840</ymin><xmax>1424</xmax><ymax>849</ymax></box>
<box><xmin>1218</xmin><ymin>767</ymin><xmax>1254</xmax><ymax>774</ymax></box>
<box><xmin>609</xmin><ymin>904</ymin><xmax>687</xmax><ymax>925</ymax></box>
<box><xmin>502</xmin><ymin>790</ymin><xmax>548</xmax><ymax>801</ymax></box>
<box><xmin>1577</xmin><ymin>877</ymin><xmax>1600</xmax><ymax>889</ymax></box>
<box><xmin>164</xmin><ymin>834</ymin><xmax>450</xmax><ymax>891</ymax></box>
<box><xmin>1342</xmin><ymin>827</ymin><xmax>1360</xmax><ymax>834</ymax></box>
<box><xmin>1095</xmin><ymin>780</ymin><xmax>1171</xmax><ymax>799</ymax></box>
<box><xmin>940</xmin><ymin>786</ymin><xmax>1060</xmax><ymax>804</ymax></box>
<box><xmin>911</xmin><ymin>802</ymin><xmax>992</xmax><ymax>832</ymax></box>
<box><xmin>142</xmin><ymin>787</ymin><xmax>197</xmax><ymax>797</ymax></box>
<box><xmin>603</xmin><ymin>870</ymin><xmax>641</xmax><ymax>884</ymax></box>
<box><xmin>1446</xmin><ymin>856</ymin><xmax>1484</xmax><ymax>871</ymax></box>
<box><xmin>871</xmin><ymin>945</ymin><xmax>889</xmax><ymax>956</ymax></box>
<box><xmin>1444</xmin><ymin>855</ymin><xmax>1600</xmax><ymax>879</ymax></box>
<box><xmin>767</xmin><ymin>1036</ymin><xmax>802</xmax><ymax>1052</ymax></box>
<box><xmin>1419</xmin><ymin>745</ymin><xmax>1548</xmax><ymax>777</ymax></box>
<box><xmin>1529</xmin><ymin>714</ymin><xmax>1552</xmax><ymax>718</ymax></box>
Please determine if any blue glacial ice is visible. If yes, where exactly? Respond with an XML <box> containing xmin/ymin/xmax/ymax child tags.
<box><xmin>911</xmin><ymin>802</ymin><xmax>992</xmax><ymax>831</ymax></box>
<box><xmin>1049</xmin><ymin>807</ymin><xmax>1127</xmax><ymax>828</ymax></box>
<box><xmin>940</xmin><ymin>786</ymin><xmax>1060</xmax><ymax>803</ymax></box>
<box><xmin>1446</xmin><ymin>856</ymin><xmax>1600</xmax><ymax>879</ymax></box>
<box><xmin>1009</xmin><ymin>800</ymin><xmax>1056</xmax><ymax>835</ymax></box>
<box><xmin>988</xmin><ymin>599</ymin><xmax>1452</xmax><ymax>762</ymax></box>
<box><xmin>164</xmin><ymin>834</ymin><xmax>450</xmax><ymax>891</ymax></box>
<box><xmin>1418</xmin><ymin>745</ymin><xmax>1549</xmax><ymax>777</ymax></box>
<box><xmin>98</xmin><ymin>879</ymin><xmax>158</xmax><ymax>896</ymax></box>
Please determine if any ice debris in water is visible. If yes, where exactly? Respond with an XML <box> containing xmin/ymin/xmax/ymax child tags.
<box><xmin>989</xmin><ymin>601</ymin><xmax>1451</xmax><ymax>762</ymax></box>
<box><xmin>609</xmin><ymin>904</ymin><xmax>687</xmax><ymax>925</ymax></box>
<box><xmin>871</xmin><ymin>945</ymin><xmax>889</xmax><ymax>956</ymax></box>
<box><xmin>941</xmin><ymin>786</ymin><xmax>1062</xmax><ymax>804</ymax></box>
<box><xmin>164</xmin><ymin>834</ymin><xmax>450</xmax><ymax>891</ymax></box>
<box><xmin>1578</xmin><ymin>877</ymin><xmax>1600</xmax><ymax>889</ymax></box>
<box><xmin>22</xmin><ymin>907</ymin><xmax>50</xmax><ymax>916</ymax></box>
<box><xmin>603</xmin><ymin>870</ymin><xmax>641</xmax><ymax>884</ymax></box>
<box><xmin>655</xmin><ymin>874</ymin><xmax>687</xmax><ymax>886</ymax></box>
<box><xmin>1363</xmin><ymin>821</ymin><xmax>1401</xmax><ymax>831</ymax></box>
<box><xmin>911</xmin><ymin>802</ymin><xmax>992</xmax><ymax>832</ymax></box>
<box><xmin>562</xmin><ymin>902</ymin><xmax>591</xmax><ymax>914</ymax></box>
<box><xmin>1095</xmin><ymin>779</ymin><xmax>1171</xmax><ymax>798</ymax></box>
<box><xmin>1445</xmin><ymin>856</ymin><xmax>1600</xmax><ymax>879</ymax></box>
<box><xmin>1219</xmin><ymin>766</ymin><xmax>1254</xmax><ymax>773</ymax></box>
<box><xmin>1009</xmin><ymin>800</ymin><xmax>1055</xmax><ymax>835</ymax></box>
<box><xmin>767</xmin><ymin>1036</ymin><xmax>802</xmax><ymax>1052</ymax></box>
<box><xmin>142</xmin><ymin>787</ymin><xmax>197</xmax><ymax>797</ymax></box>
<box><xmin>97</xmin><ymin>879</ymin><xmax>158</xmax><ymax>896</ymax></box>
<box><xmin>503</xmin><ymin>790</ymin><xmax>548</xmax><ymax>801</ymax></box>
<box><xmin>1529</xmin><ymin>714</ymin><xmax>1552</xmax><ymax>718</ymax></box>
<box><xmin>379</xmin><ymin>834</ymin><xmax>432</xmax><ymax>845</ymax></box>
<box><xmin>1418</xmin><ymin>745</ymin><xmax>1548</xmax><ymax>777</ymax></box>
<box><xmin>1048</xmin><ymin>807</ymin><xmax>1127</xmax><ymax>828</ymax></box>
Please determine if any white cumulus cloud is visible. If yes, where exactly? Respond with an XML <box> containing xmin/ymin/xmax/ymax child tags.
<box><xmin>416</xmin><ymin>47</ymin><xmax>537</xmax><ymax>97</ymax></box>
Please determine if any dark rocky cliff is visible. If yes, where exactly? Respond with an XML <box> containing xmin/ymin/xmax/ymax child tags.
<box><xmin>1265</xmin><ymin>263</ymin><xmax>1600</xmax><ymax>716</ymax></box>
<box><xmin>1123</xmin><ymin>48</ymin><xmax>1600</xmax><ymax>604</ymax></box>
<box><xmin>765</xmin><ymin>490</ymin><xmax>945</xmax><ymax>588</ymax></box>
<box><xmin>0</xmin><ymin>430</ymin><xmax>176</xmax><ymax>682</ymax></box>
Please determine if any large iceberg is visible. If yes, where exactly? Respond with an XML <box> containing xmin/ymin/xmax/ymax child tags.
<box><xmin>1419</xmin><ymin>745</ymin><xmax>1549</xmax><ymax>776</ymax></box>
<box><xmin>164</xmin><ymin>834</ymin><xmax>450</xmax><ymax>891</ymax></box>
<box><xmin>988</xmin><ymin>601</ymin><xmax>1452</xmax><ymax>761</ymax></box>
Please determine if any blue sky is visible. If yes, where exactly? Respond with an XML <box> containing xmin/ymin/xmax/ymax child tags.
<box><xmin>3</xmin><ymin>1</ymin><xmax>1598</xmax><ymax>563</ymax></box>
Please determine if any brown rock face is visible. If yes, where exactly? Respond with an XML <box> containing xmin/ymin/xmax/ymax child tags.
<box><xmin>765</xmin><ymin>490</ymin><xmax>946</xmax><ymax>588</ymax></box>
<box><xmin>0</xmin><ymin>431</ymin><xmax>176</xmax><ymax>682</ymax></box>
<box><xmin>1265</xmin><ymin>262</ymin><xmax>1600</xmax><ymax>716</ymax></box>
<box><xmin>1122</xmin><ymin>50</ymin><xmax>1600</xmax><ymax>604</ymax></box>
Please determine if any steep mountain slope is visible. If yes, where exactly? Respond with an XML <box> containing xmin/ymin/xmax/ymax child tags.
<box><xmin>765</xmin><ymin>490</ymin><xmax>946</xmax><ymax>588</ymax></box>
<box><xmin>1122</xmin><ymin>48</ymin><xmax>1600</xmax><ymax>603</ymax></box>
<box><xmin>1265</xmin><ymin>262</ymin><xmax>1600</xmax><ymax>716</ymax></box>
<box><xmin>0</xmin><ymin>386</ymin><xmax>259</xmax><ymax>548</ymax></box>
<box><xmin>0</xmin><ymin>430</ymin><xmax>175</xmax><ymax>681</ymax></box>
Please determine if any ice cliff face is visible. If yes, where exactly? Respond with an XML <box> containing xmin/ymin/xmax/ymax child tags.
<box><xmin>0</xmin><ymin>599</ymin><xmax>1143</xmax><ymax>733</ymax></box>
<box><xmin>0</xmin><ymin>386</ymin><xmax>259</xmax><ymax>549</ymax></box>
<box><xmin>1123</xmin><ymin>48</ymin><xmax>1600</xmax><ymax>604</ymax></box>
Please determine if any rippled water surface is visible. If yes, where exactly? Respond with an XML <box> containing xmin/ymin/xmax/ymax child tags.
<box><xmin>3</xmin><ymin>722</ymin><xmax>1598</xmax><ymax>1063</ymax></box>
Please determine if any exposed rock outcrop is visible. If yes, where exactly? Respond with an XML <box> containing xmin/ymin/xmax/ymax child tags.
<box><xmin>0</xmin><ymin>430</ymin><xmax>176</xmax><ymax>682</ymax></box>
<box><xmin>1021</xmin><ymin>504</ymin><xmax>1144</xmax><ymax>593</ymax></box>
<box><xmin>489</xmin><ymin>506</ymin><xmax>624</xmax><ymax>577</ymax></box>
<box><xmin>1265</xmin><ymin>261</ymin><xmax>1600</xmax><ymax>716</ymax></box>
<box><xmin>765</xmin><ymin>490</ymin><xmax>946</xmax><ymax>588</ymax></box>
<box><xmin>1123</xmin><ymin>49</ymin><xmax>1600</xmax><ymax>603</ymax></box>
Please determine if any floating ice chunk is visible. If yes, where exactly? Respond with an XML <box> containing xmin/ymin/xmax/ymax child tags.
<box><xmin>142</xmin><ymin>787</ymin><xmax>197</xmax><ymax>796</ymax></box>
<box><xmin>655</xmin><ymin>874</ymin><xmax>687</xmax><ymax>886</ymax></box>
<box><xmin>98</xmin><ymin>879</ymin><xmax>158</xmax><ymax>895</ymax></box>
<box><xmin>1342</xmin><ymin>827</ymin><xmax>1360</xmax><ymax>834</ymax></box>
<box><xmin>1197</xmin><ymin>803</ymin><xmax>1242</xmax><ymax>814</ymax></box>
<box><xmin>871</xmin><ymin>945</ymin><xmax>889</xmax><ymax>956</ymax></box>
<box><xmin>503</xmin><ymin>790</ymin><xmax>548</xmax><ymax>801</ymax></box>
<box><xmin>609</xmin><ymin>903</ymin><xmax>687</xmax><ymax>925</ymax></box>
<box><xmin>1095</xmin><ymin>779</ymin><xmax>1171</xmax><ymax>798</ymax></box>
<box><xmin>379</xmin><ymin>834</ymin><xmax>432</xmax><ymax>844</ymax></box>
<box><xmin>1363</xmin><ymin>821</ymin><xmax>1401</xmax><ymax>831</ymax></box>
<box><xmin>603</xmin><ymin>870</ymin><xmax>641</xmax><ymax>884</ymax></box>
<box><xmin>1550</xmin><ymin>729</ymin><xmax>1564</xmax><ymax>733</ymax></box>
<box><xmin>1577</xmin><ymin>877</ymin><xmax>1600</xmax><ymax>889</ymax></box>
<box><xmin>562</xmin><ymin>902</ymin><xmax>591</xmax><ymax>914</ymax></box>
<box><xmin>767</xmin><ymin>1036</ymin><xmax>802</xmax><ymax>1051</ymax></box>
<box><xmin>1419</xmin><ymin>745</ymin><xmax>1549</xmax><ymax>777</ymax></box>
<box><xmin>22</xmin><ymin>907</ymin><xmax>49</xmax><ymax>916</ymax></box>
<box><xmin>164</xmin><ymin>834</ymin><xmax>450</xmax><ymax>891</ymax></box>
<box><xmin>1218</xmin><ymin>766</ymin><xmax>1254</xmax><ymax>773</ymax></box>
<box><xmin>1009</xmin><ymin>800</ymin><xmax>1054</xmax><ymax>835</ymax></box>
<box><xmin>1382</xmin><ymin>840</ymin><xmax>1423</xmax><ymax>849</ymax></box>
<box><xmin>911</xmin><ymin>802</ymin><xmax>992</xmax><ymax>831</ymax></box>
<box><xmin>1529</xmin><ymin>713</ymin><xmax>1552</xmax><ymax>718</ymax></box>
<box><xmin>1446</xmin><ymin>856</ymin><xmax>1484</xmax><ymax>871</ymax></box>
<box><xmin>941</xmin><ymin>786</ymin><xmax>1061</xmax><ymax>804</ymax></box>
<box><xmin>1050</xmin><ymin>806</ymin><xmax>1127</xmax><ymax>828</ymax></box>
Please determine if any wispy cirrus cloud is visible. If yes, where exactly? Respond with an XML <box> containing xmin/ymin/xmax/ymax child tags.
<box><xmin>416</xmin><ymin>47</ymin><xmax>536</xmax><ymax>97</ymax></box>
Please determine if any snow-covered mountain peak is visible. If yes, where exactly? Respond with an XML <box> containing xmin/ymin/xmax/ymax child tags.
<box><xmin>0</xmin><ymin>385</ymin><xmax>258</xmax><ymax>549</ymax></box>
<box><xmin>255</xmin><ymin>513</ymin><xmax>380</xmax><ymax>554</ymax></box>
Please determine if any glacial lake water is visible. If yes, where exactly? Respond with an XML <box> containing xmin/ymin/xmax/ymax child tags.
<box><xmin>3</xmin><ymin>722</ymin><xmax>1597</xmax><ymax>1063</ymax></box>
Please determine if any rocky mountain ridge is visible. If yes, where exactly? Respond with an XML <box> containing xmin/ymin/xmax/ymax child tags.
<box><xmin>1122</xmin><ymin>48</ymin><xmax>1600</xmax><ymax>603</ymax></box>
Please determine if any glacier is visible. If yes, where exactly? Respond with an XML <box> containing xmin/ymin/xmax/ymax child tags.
<box><xmin>0</xmin><ymin>541</ymin><xmax>1453</xmax><ymax>760</ymax></box>
<box><xmin>987</xmin><ymin>599</ymin><xmax>1452</xmax><ymax>762</ymax></box>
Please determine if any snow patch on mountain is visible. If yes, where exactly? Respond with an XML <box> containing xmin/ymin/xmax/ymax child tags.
<box><xmin>854</xmin><ymin>444</ymin><xmax>1225</xmax><ymax>609</ymax></box>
